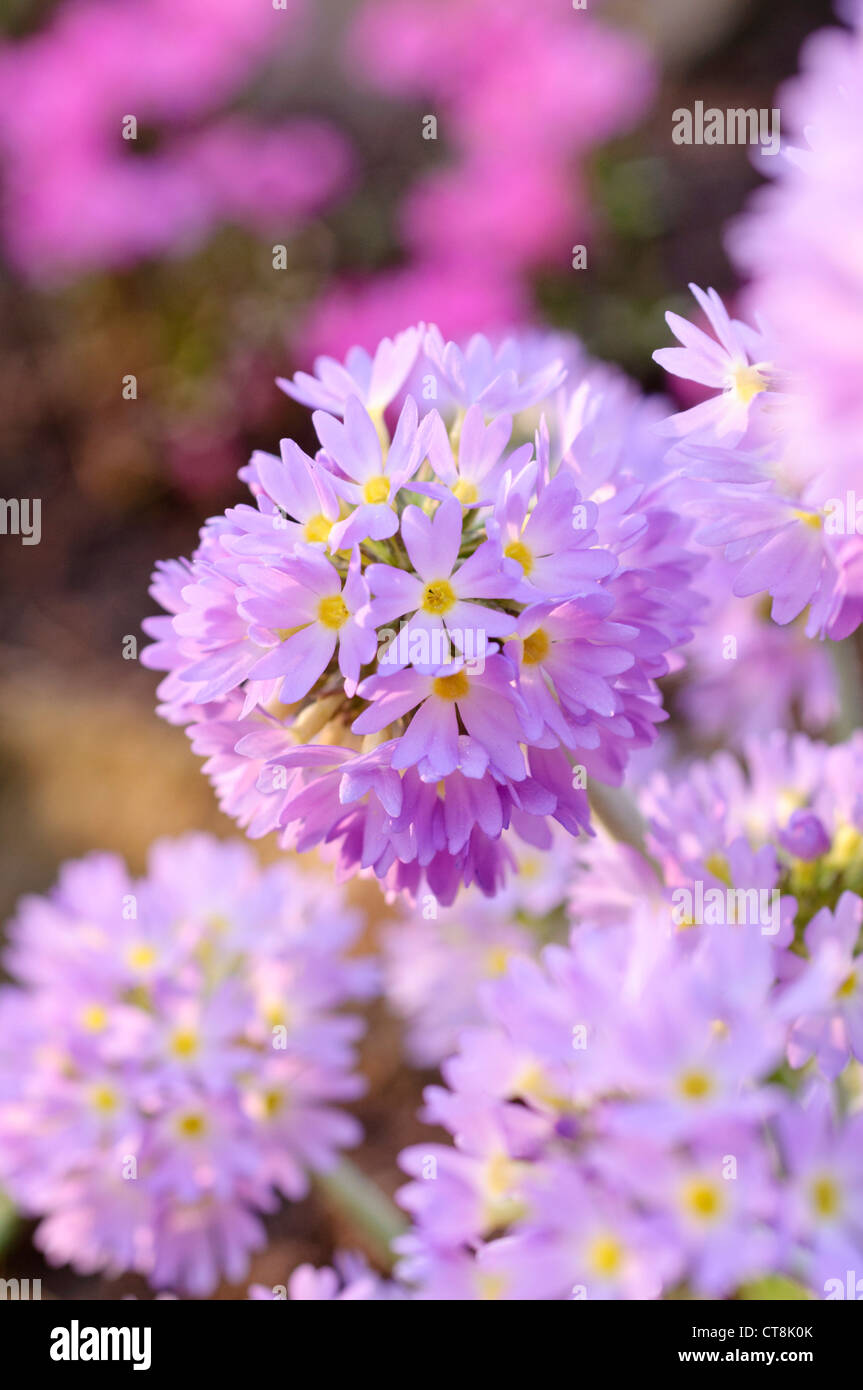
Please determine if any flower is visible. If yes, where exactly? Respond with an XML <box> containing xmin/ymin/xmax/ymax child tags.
<box><xmin>144</xmin><ymin>325</ymin><xmax>705</xmax><ymax>903</ymax></box>
<box><xmin>0</xmin><ymin>835</ymin><xmax>375</xmax><ymax>1295</ymax></box>
<box><xmin>653</xmin><ymin>284</ymin><xmax>780</xmax><ymax>445</ymax></box>
<box><xmin>250</xmin><ymin>1252</ymin><xmax>407</xmax><ymax>1300</ymax></box>
<box><xmin>0</xmin><ymin>0</ymin><xmax>350</xmax><ymax>278</ymax></box>
<box><xmin>394</xmin><ymin>742</ymin><xmax>863</xmax><ymax>1299</ymax></box>
<box><xmin>382</xmin><ymin>831</ymin><xmax>572</xmax><ymax>1066</ymax></box>
<box><xmin>241</xmin><ymin>547</ymin><xmax>375</xmax><ymax>701</ymax></box>
<box><xmin>652</xmin><ymin>8</ymin><xmax>863</xmax><ymax>638</ymax></box>
<box><xmin>675</xmin><ymin>556</ymin><xmax>839</xmax><ymax>747</ymax></box>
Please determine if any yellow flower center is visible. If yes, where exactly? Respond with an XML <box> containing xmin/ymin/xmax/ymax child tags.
<box><xmin>261</xmin><ymin>1089</ymin><xmax>285</xmax><ymax>1119</ymax></box>
<box><xmin>433</xmin><ymin>670</ymin><xmax>470</xmax><ymax>701</ymax></box>
<box><xmin>170</xmin><ymin>1028</ymin><xmax>199</xmax><ymax>1059</ymax></box>
<box><xmin>505</xmin><ymin>540</ymin><xmax>533</xmax><ymax>575</ymax></box>
<box><xmin>479</xmin><ymin>1153</ymin><xmax>526</xmax><ymax>1229</ymax></box>
<box><xmin>682</xmin><ymin>1178</ymin><xmax>724</xmax><ymax>1223</ymax></box>
<box><xmin>422</xmin><ymin>579</ymin><xmax>457</xmax><ymax>615</ymax></box>
<box><xmin>837</xmin><ymin>971</ymin><xmax>858</xmax><ymax>1000</ymax></box>
<box><xmin>810</xmin><ymin>1174</ymin><xmax>841</xmax><ymax>1222</ymax></box>
<box><xmin>304</xmin><ymin>513</ymin><xmax>333</xmax><ymax>544</ymax></box>
<box><xmin>90</xmin><ymin>1084</ymin><xmax>119</xmax><ymax>1115</ymax></box>
<box><xmin>827</xmin><ymin>824</ymin><xmax>863</xmax><ymax>870</ymax></box>
<box><xmin>128</xmin><ymin>943</ymin><xmax>157</xmax><ymax>970</ymax></box>
<box><xmin>484</xmin><ymin>946</ymin><xmax>512</xmax><ymax>978</ymax></box>
<box><xmin>705</xmin><ymin>851</ymin><xmax>731</xmax><ymax>885</ymax></box>
<box><xmin>731</xmin><ymin>363</ymin><xmax>767</xmax><ymax>405</ymax></box>
<box><xmin>176</xmin><ymin>1111</ymin><xmax>207</xmax><ymax>1139</ymax></box>
<box><xmin>362</xmin><ymin>475</ymin><xmax>390</xmax><ymax>505</ymax></box>
<box><xmin>81</xmin><ymin>1005</ymin><xmax>108</xmax><ymax>1033</ymax></box>
<box><xmin>453</xmin><ymin>478</ymin><xmax>479</xmax><ymax>506</ymax></box>
<box><xmin>794</xmin><ymin>509</ymin><xmax>823</xmax><ymax>531</ymax></box>
<box><xmin>776</xmin><ymin>788</ymin><xmax>806</xmax><ymax>824</ymax></box>
<box><xmin>475</xmin><ymin>1272</ymin><xmax>507</xmax><ymax>1301</ymax></box>
<box><xmin>677</xmin><ymin>1068</ymin><xmax>715</xmax><ymax>1102</ymax></box>
<box><xmin>587</xmin><ymin>1234</ymin><xmax>625</xmax><ymax>1279</ymax></box>
<box><xmin>317</xmin><ymin>594</ymin><xmax>349</xmax><ymax>630</ymax></box>
<box><xmin>264</xmin><ymin>1000</ymin><xmax>291</xmax><ymax>1028</ymax></box>
<box><xmin>522</xmin><ymin>628</ymin><xmax>550</xmax><ymax>665</ymax></box>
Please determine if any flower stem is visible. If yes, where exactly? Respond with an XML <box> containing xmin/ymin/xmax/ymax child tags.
<box><xmin>0</xmin><ymin>1190</ymin><xmax>19</xmax><ymax>1259</ymax></box>
<box><xmin>313</xmin><ymin>1158</ymin><xmax>407</xmax><ymax>1270</ymax></box>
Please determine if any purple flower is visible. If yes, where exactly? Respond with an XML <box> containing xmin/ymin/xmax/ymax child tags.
<box><xmin>653</xmin><ymin>284</ymin><xmax>780</xmax><ymax>445</ymax></box>
<box><xmin>316</xmin><ymin>396</ymin><xmax>435</xmax><ymax>549</ymax></box>
<box><xmin>0</xmin><ymin>835</ymin><xmax>375</xmax><ymax>1295</ymax></box>
<box><xmin>144</xmin><ymin>324</ymin><xmax>705</xmax><ymax>903</ymax></box>
<box><xmin>392</xmin><ymin>731</ymin><xmax>863</xmax><ymax>1299</ymax></box>
<box><xmin>651</xmin><ymin>11</ymin><xmax>863</xmax><ymax>640</ymax></box>
<box><xmin>353</xmin><ymin>656</ymin><xmax>530</xmax><ymax>782</ymax></box>
<box><xmin>363</xmin><ymin>491</ymin><xmax>520</xmax><ymax>670</ymax></box>
<box><xmin>382</xmin><ymin>839</ymin><xmax>572</xmax><ymax>1066</ymax></box>
<box><xmin>776</xmin><ymin>1086</ymin><xmax>863</xmax><ymax>1293</ymax></box>
<box><xmin>676</xmin><ymin>556</ymin><xmax>840</xmax><ymax>747</ymax></box>
<box><xmin>251</xmin><ymin>1252</ymin><xmax>407</xmax><ymax>1300</ymax></box>
<box><xmin>277</xmin><ymin>327</ymin><xmax>422</xmax><ymax>419</ymax></box>
<box><xmin>241</xmin><ymin>547</ymin><xmax>375</xmax><ymax>702</ymax></box>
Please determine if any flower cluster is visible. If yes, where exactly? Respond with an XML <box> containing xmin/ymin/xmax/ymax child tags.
<box><xmin>144</xmin><ymin>325</ymin><xmax>704</xmax><ymax>903</ymax></box>
<box><xmin>0</xmin><ymin>0</ymin><xmax>351</xmax><ymax>278</ymax></box>
<box><xmin>0</xmin><ymin>836</ymin><xmax>375</xmax><ymax>1295</ymax></box>
<box><xmin>654</xmin><ymin>9</ymin><xmax>863</xmax><ymax>638</ymax></box>
<box><xmin>395</xmin><ymin>733</ymin><xmax>863</xmax><ymax>1299</ymax></box>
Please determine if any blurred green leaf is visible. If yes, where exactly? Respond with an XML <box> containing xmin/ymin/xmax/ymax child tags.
<box><xmin>738</xmin><ymin>1275</ymin><xmax>813</xmax><ymax>1301</ymax></box>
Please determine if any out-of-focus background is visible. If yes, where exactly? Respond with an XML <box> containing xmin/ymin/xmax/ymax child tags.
<box><xmin>0</xmin><ymin>0</ymin><xmax>838</xmax><ymax>1295</ymax></box>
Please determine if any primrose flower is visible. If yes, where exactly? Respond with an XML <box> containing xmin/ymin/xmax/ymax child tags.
<box><xmin>144</xmin><ymin>324</ymin><xmax>704</xmax><ymax>903</ymax></box>
<box><xmin>390</xmin><ymin>731</ymin><xmax>863</xmax><ymax>1300</ymax></box>
<box><xmin>241</xmin><ymin>547</ymin><xmax>375</xmax><ymax>701</ymax></box>
<box><xmin>0</xmin><ymin>836</ymin><xmax>375</xmax><ymax>1296</ymax></box>
<box><xmin>653</xmin><ymin>8</ymin><xmax>863</xmax><ymax>638</ymax></box>
<box><xmin>395</xmin><ymin>740</ymin><xmax>863</xmax><ymax>1299</ymax></box>
<box><xmin>277</xmin><ymin>327</ymin><xmax>423</xmax><ymax>419</ymax></box>
<box><xmin>653</xmin><ymin>284</ymin><xmax>780</xmax><ymax>445</ymax></box>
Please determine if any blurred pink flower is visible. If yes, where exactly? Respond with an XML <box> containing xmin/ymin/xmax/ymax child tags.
<box><xmin>302</xmin><ymin>0</ymin><xmax>655</xmax><ymax>356</ymax></box>
<box><xmin>302</xmin><ymin>261</ymin><xmax>529</xmax><ymax>359</ymax></box>
<box><xmin>0</xmin><ymin>0</ymin><xmax>351</xmax><ymax>277</ymax></box>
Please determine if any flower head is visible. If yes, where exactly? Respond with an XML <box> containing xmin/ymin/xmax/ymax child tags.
<box><xmin>144</xmin><ymin>325</ymin><xmax>704</xmax><ymax>903</ymax></box>
<box><xmin>0</xmin><ymin>835</ymin><xmax>375</xmax><ymax>1295</ymax></box>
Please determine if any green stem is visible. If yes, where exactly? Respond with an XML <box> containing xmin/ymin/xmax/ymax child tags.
<box><xmin>0</xmin><ymin>1190</ymin><xmax>19</xmax><ymax>1259</ymax></box>
<box><xmin>313</xmin><ymin>1158</ymin><xmax>407</xmax><ymax>1270</ymax></box>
